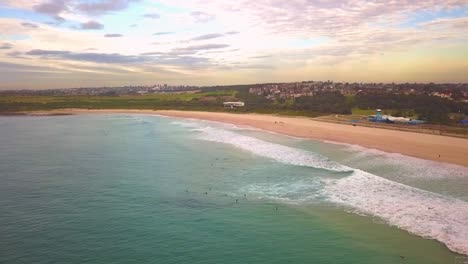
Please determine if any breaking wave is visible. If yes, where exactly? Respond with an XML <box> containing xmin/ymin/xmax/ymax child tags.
<box><xmin>240</xmin><ymin>179</ymin><xmax>327</xmax><ymax>204</ymax></box>
<box><xmin>193</xmin><ymin>126</ymin><xmax>352</xmax><ymax>172</ymax></box>
<box><xmin>172</xmin><ymin>120</ymin><xmax>468</xmax><ymax>255</ymax></box>
<box><xmin>105</xmin><ymin>115</ymin><xmax>154</xmax><ymax>125</ymax></box>
<box><xmin>322</xmin><ymin>140</ymin><xmax>468</xmax><ymax>179</ymax></box>
<box><xmin>324</xmin><ymin>170</ymin><xmax>468</xmax><ymax>255</ymax></box>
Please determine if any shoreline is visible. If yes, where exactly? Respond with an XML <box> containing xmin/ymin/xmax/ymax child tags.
<box><xmin>10</xmin><ymin>109</ymin><xmax>468</xmax><ymax>167</ymax></box>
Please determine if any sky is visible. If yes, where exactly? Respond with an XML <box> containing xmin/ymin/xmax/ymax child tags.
<box><xmin>0</xmin><ymin>0</ymin><xmax>467</xmax><ymax>90</ymax></box>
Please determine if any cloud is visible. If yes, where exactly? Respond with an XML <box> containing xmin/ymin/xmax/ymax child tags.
<box><xmin>21</xmin><ymin>22</ymin><xmax>40</xmax><ymax>28</ymax></box>
<box><xmin>189</xmin><ymin>32</ymin><xmax>240</xmax><ymax>41</ymax></box>
<box><xmin>144</xmin><ymin>54</ymin><xmax>211</xmax><ymax>68</ymax></box>
<box><xmin>75</xmin><ymin>0</ymin><xmax>141</xmax><ymax>15</ymax></box>
<box><xmin>153</xmin><ymin>31</ymin><xmax>174</xmax><ymax>36</ymax></box>
<box><xmin>6</xmin><ymin>51</ymin><xmax>25</xmax><ymax>58</ymax></box>
<box><xmin>157</xmin><ymin>1</ymin><xmax>466</xmax><ymax>42</ymax></box>
<box><xmin>250</xmin><ymin>55</ymin><xmax>272</xmax><ymax>59</ymax></box>
<box><xmin>53</xmin><ymin>15</ymin><xmax>66</xmax><ymax>22</ymax></box>
<box><xmin>143</xmin><ymin>13</ymin><xmax>160</xmax><ymax>19</ymax></box>
<box><xmin>80</xmin><ymin>20</ymin><xmax>104</xmax><ymax>30</ymax></box>
<box><xmin>25</xmin><ymin>49</ymin><xmax>147</xmax><ymax>64</ymax></box>
<box><xmin>33</xmin><ymin>0</ymin><xmax>67</xmax><ymax>16</ymax></box>
<box><xmin>173</xmin><ymin>44</ymin><xmax>230</xmax><ymax>54</ymax></box>
<box><xmin>22</xmin><ymin>49</ymin><xmax>213</xmax><ymax>68</ymax></box>
<box><xmin>140</xmin><ymin>52</ymin><xmax>164</xmax><ymax>56</ymax></box>
<box><xmin>238</xmin><ymin>64</ymin><xmax>274</xmax><ymax>69</ymax></box>
<box><xmin>191</xmin><ymin>33</ymin><xmax>224</xmax><ymax>41</ymax></box>
<box><xmin>0</xmin><ymin>43</ymin><xmax>13</xmax><ymax>50</ymax></box>
<box><xmin>420</xmin><ymin>17</ymin><xmax>468</xmax><ymax>31</ymax></box>
<box><xmin>31</xmin><ymin>0</ymin><xmax>67</xmax><ymax>21</ymax></box>
<box><xmin>0</xmin><ymin>61</ymin><xmax>65</xmax><ymax>73</ymax></box>
<box><xmin>190</xmin><ymin>11</ymin><xmax>215</xmax><ymax>23</ymax></box>
<box><xmin>104</xmin><ymin>33</ymin><xmax>123</xmax><ymax>37</ymax></box>
<box><xmin>2</xmin><ymin>0</ymin><xmax>468</xmax><ymax>88</ymax></box>
<box><xmin>0</xmin><ymin>1</ymin><xmax>44</xmax><ymax>10</ymax></box>
<box><xmin>0</xmin><ymin>60</ymin><xmax>155</xmax><ymax>90</ymax></box>
<box><xmin>19</xmin><ymin>0</ymin><xmax>141</xmax><ymax>19</ymax></box>
<box><xmin>153</xmin><ymin>32</ymin><xmax>173</xmax><ymax>35</ymax></box>
<box><xmin>140</xmin><ymin>51</ymin><xmax>212</xmax><ymax>67</ymax></box>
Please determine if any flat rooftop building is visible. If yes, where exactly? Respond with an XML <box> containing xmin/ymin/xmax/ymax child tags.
<box><xmin>223</xmin><ymin>101</ymin><xmax>245</xmax><ymax>108</ymax></box>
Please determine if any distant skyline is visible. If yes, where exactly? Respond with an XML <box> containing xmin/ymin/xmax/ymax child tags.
<box><xmin>0</xmin><ymin>0</ymin><xmax>467</xmax><ymax>90</ymax></box>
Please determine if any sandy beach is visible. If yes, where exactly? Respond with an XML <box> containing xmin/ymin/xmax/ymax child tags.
<box><xmin>25</xmin><ymin>109</ymin><xmax>468</xmax><ymax>167</ymax></box>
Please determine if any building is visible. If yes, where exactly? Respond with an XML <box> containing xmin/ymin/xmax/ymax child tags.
<box><xmin>368</xmin><ymin>109</ymin><xmax>425</xmax><ymax>124</ymax></box>
<box><xmin>223</xmin><ymin>101</ymin><xmax>245</xmax><ymax>108</ymax></box>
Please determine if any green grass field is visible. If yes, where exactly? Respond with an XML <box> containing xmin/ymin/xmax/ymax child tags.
<box><xmin>351</xmin><ymin>108</ymin><xmax>376</xmax><ymax>115</ymax></box>
<box><xmin>1</xmin><ymin>92</ymin><xmax>466</xmax><ymax>137</ymax></box>
<box><xmin>0</xmin><ymin>91</ymin><xmax>327</xmax><ymax>119</ymax></box>
<box><xmin>0</xmin><ymin>91</ymin><xmax>238</xmax><ymax>112</ymax></box>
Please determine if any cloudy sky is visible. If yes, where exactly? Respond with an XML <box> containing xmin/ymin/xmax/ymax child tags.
<box><xmin>0</xmin><ymin>0</ymin><xmax>467</xmax><ymax>89</ymax></box>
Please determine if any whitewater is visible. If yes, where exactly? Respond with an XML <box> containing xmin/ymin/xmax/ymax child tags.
<box><xmin>172</xmin><ymin>120</ymin><xmax>468</xmax><ymax>256</ymax></box>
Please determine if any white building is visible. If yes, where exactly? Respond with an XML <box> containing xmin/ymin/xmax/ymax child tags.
<box><xmin>223</xmin><ymin>101</ymin><xmax>245</xmax><ymax>108</ymax></box>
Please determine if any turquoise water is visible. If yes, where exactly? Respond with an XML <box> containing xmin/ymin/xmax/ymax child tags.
<box><xmin>1</xmin><ymin>114</ymin><xmax>467</xmax><ymax>264</ymax></box>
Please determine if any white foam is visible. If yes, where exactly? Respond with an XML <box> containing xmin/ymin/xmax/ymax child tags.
<box><xmin>322</xmin><ymin>140</ymin><xmax>468</xmax><ymax>179</ymax></box>
<box><xmin>170</xmin><ymin>120</ymin><xmax>202</xmax><ymax>128</ymax></box>
<box><xmin>194</xmin><ymin>126</ymin><xmax>351</xmax><ymax>172</ymax></box>
<box><xmin>172</xmin><ymin>118</ymin><xmax>468</xmax><ymax>179</ymax></box>
<box><xmin>323</xmin><ymin>170</ymin><xmax>468</xmax><ymax>255</ymax></box>
<box><xmin>170</xmin><ymin>119</ymin><xmax>248</xmax><ymax>131</ymax></box>
<box><xmin>174</xmin><ymin>121</ymin><xmax>468</xmax><ymax>255</ymax></box>
<box><xmin>240</xmin><ymin>180</ymin><xmax>326</xmax><ymax>204</ymax></box>
<box><xmin>105</xmin><ymin>115</ymin><xmax>154</xmax><ymax>124</ymax></box>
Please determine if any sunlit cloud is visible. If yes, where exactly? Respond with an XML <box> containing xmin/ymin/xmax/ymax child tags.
<box><xmin>143</xmin><ymin>13</ymin><xmax>160</xmax><ymax>19</ymax></box>
<box><xmin>75</xmin><ymin>0</ymin><xmax>141</xmax><ymax>15</ymax></box>
<box><xmin>190</xmin><ymin>11</ymin><xmax>216</xmax><ymax>23</ymax></box>
<box><xmin>0</xmin><ymin>42</ymin><xmax>13</xmax><ymax>49</ymax></box>
<box><xmin>104</xmin><ymin>33</ymin><xmax>123</xmax><ymax>38</ymax></box>
<box><xmin>80</xmin><ymin>20</ymin><xmax>104</xmax><ymax>30</ymax></box>
<box><xmin>0</xmin><ymin>0</ymin><xmax>467</xmax><ymax>89</ymax></box>
<box><xmin>190</xmin><ymin>33</ymin><xmax>224</xmax><ymax>41</ymax></box>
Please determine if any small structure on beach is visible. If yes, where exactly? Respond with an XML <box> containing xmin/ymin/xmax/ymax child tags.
<box><xmin>368</xmin><ymin>109</ymin><xmax>425</xmax><ymax>125</ymax></box>
<box><xmin>375</xmin><ymin>109</ymin><xmax>383</xmax><ymax>121</ymax></box>
<box><xmin>223</xmin><ymin>101</ymin><xmax>245</xmax><ymax>108</ymax></box>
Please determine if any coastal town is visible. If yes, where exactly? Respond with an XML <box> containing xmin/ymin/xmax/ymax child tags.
<box><xmin>2</xmin><ymin>80</ymin><xmax>467</xmax><ymax>130</ymax></box>
<box><xmin>0</xmin><ymin>84</ymin><xmax>199</xmax><ymax>96</ymax></box>
<box><xmin>2</xmin><ymin>81</ymin><xmax>467</xmax><ymax>102</ymax></box>
<box><xmin>247</xmin><ymin>81</ymin><xmax>468</xmax><ymax>102</ymax></box>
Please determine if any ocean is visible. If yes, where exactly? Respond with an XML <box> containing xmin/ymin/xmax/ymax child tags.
<box><xmin>1</xmin><ymin>114</ymin><xmax>467</xmax><ymax>264</ymax></box>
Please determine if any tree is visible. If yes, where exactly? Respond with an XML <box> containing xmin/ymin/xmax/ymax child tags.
<box><xmin>294</xmin><ymin>92</ymin><xmax>351</xmax><ymax>114</ymax></box>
